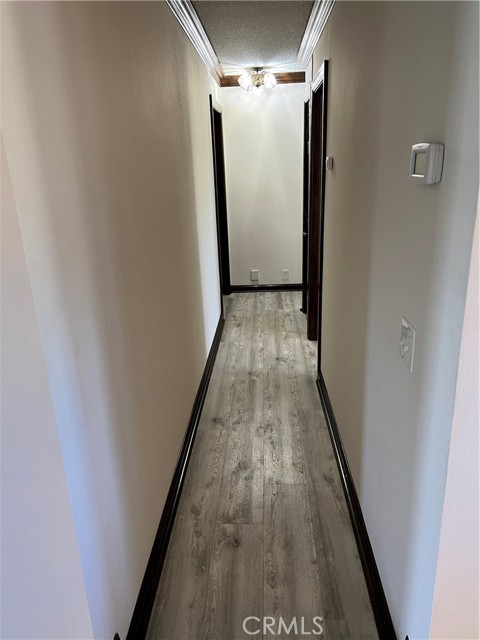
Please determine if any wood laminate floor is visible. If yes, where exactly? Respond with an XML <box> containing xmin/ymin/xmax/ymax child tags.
<box><xmin>146</xmin><ymin>292</ymin><xmax>378</xmax><ymax>640</ymax></box>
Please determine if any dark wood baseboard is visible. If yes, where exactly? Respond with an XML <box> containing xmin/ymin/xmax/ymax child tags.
<box><xmin>316</xmin><ymin>372</ymin><xmax>397</xmax><ymax>640</ymax></box>
<box><xmin>126</xmin><ymin>316</ymin><xmax>225</xmax><ymax>640</ymax></box>
<box><xmin>230</xmin><ymin>283</ymin><xmax>302</xmax><ymax>293</ymax></box>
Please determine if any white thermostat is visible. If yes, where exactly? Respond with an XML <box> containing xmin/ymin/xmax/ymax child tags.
<box><xmin>409</xmin><ymin>142</ymin><xmax>444</xmax><ymax>185</ymax></box>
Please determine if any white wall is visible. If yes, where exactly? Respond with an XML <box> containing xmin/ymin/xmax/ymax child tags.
<box><xmin>1</xmin><ymin>140</ymin><xmax>94</xmax><ymax>640</ymax></box>
<box><xmin>1</xmin><ymin>3</ymin><xmax>221</xmax><ymax>638</ymax></box>
<box><xmin>312</xmin><ymin>2</ymin><xmax>478</xmax><ymax>638</ymax></box>
<box><xmin>221</xmin><ymin>84</ymin><xmax>304</xmax><ymax>285</ymax></box>
<box><xmin>430</xmin><ymin>208</ymin><xmax>479</xmax><ymax>640</ymax></box>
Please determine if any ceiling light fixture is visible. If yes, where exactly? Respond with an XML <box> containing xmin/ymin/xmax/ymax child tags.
<box><xmin>238</xmin><ymin>68</ymin><xmax>277</xmax><ymax>91</ymax></box>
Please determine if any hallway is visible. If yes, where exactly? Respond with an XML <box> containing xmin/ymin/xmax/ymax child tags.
<box><xmin>147</xmin><ymin>292</ymin><xmax>377</xmax><ymax>639</ymax></box>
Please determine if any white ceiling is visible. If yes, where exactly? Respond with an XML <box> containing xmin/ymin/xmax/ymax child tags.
<box><xmin>192</xmin><ymin>1</ymin><xmax>314</xmax><ymax>73</ymax></box>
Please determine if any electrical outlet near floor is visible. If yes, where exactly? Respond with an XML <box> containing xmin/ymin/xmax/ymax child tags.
<box><xmin>250</xmin><ymin>269</ymin><xmax>259</xmax><ymax>282</ymax></box>
<box><xmin>282</xmin><ymin>269</ymin><xmax>290</xmax><ymax>281</ymax></box>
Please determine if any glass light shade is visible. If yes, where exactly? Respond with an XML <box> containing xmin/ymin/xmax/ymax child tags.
<box><xmin>238</xmin><ymin>71</ymin><xmax>254</xmax><ymax>91</ymax></box>
<box><xmin>263</xmin><ymin>72</ymin><xmax>277</xmax><ymax>90</ymax></box>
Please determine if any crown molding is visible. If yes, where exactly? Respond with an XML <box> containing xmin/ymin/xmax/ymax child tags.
<box><xmin>167</xmin><ymin>0</ymin><xmax>335</xmax><ymax>87</ymax></box>
<box><xmin>166</xmin><ymin>0</ymin><xmax>223</xmax><ymax>85</ymax></box>
<box><xmin>297</xmin><ymin>0</ymin><xmax>336</xmax><ymax>69</ymax></box>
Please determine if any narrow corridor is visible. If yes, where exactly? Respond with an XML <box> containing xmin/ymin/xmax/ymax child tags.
<box><xmin>147</xmin><ymin>292</ymin><xmax>377</xmax><ymax>639</ymax></box>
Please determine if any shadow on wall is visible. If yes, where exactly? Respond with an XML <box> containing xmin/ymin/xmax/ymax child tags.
<box><xmin>319</xmin><ymin>0</ymin><xmax>388</xmax><ymax>500</ymax></box>
<box><xmin>361</xmin><ymin>5</ymin><xmax>478</xmax><ymax>636</ymax></box>
<box><xmin>317</xmin><ymin>1</ymin><xmax>479</xmax><ymax>637</ymax></box>
<box><xmin>3</xmin><ymin>2</ymin><xmax>219</xmax><ymax>637</ymax></box>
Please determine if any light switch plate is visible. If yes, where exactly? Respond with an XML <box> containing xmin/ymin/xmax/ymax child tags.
<box><xmin>400</xmin><ymin>316</ymin><xmax>416</xmax><ymax>372</ymax></box>
<box><xmin>250</xmin><ymin>269</ymin><xmax>259</xmax><ymax>282</ymax></box>
<box><xmin>282</xmin><ymin>269</ymin><xmax>290</xmax><ymax>281</ymax></box>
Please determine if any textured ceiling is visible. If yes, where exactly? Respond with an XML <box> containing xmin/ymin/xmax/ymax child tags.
<box><xmin>192</xmin><ymin>1</ymin><xmax>314</xmax><ymax>72</ymax></box>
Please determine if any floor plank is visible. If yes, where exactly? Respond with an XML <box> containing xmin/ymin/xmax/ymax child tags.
<box><xmin>264</xmin><ymin>302</ymin><xmax>306</xmax><ymax>485</ymax></box>
<box><xmin>322</xmin><ymin>617</ymin><xmax>379</xmax><ymax>639</ymax></box>
<box><xmin>263</xmin><ymin>483</ymin><xmax>323</xmax><ymax>628</ymax></box>
<box><xmin>199</xmin><ymin>524</ymin><xmax>263</xmax><ymax>640</ymax></box>
<box><xmin>217</xmin><ymin>298</ymin><xmax>264</xmax><ymax>524</ymax></box>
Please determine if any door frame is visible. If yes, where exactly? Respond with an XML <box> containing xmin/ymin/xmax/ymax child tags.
<box><xmin>301</xmin><ymin>98</ymin><xmax>310</xmax><ymax>314</ymax></box>
<box><xmin>209</xmin><ymin>95</ymin><xmax>231</xmax><ymax>313</ymax></box>
<box><xmin>306</xmin><ymin>61</ymin><xmax>329</xmax><ymax>360</ymax></box>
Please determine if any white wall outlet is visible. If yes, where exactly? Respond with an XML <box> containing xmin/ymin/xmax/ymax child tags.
<box><xmin>250</xmin><ymin>269</ymin><xmax>259</xmax><ymax>282</ymax></box>
<box><xmin>282</xmin><ymin>269</ymin><xmax>290</xmax><ymax>281</ymax></box>
<box><xmin>400</xmin><ymin>316</ymin><xmax>416</xmax><ymax>372</ymax></box>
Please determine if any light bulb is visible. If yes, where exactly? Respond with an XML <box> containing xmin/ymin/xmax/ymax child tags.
<box><xmin>238</xmin><ymin>71</ymin><xmax>253</xmax><ymax>91</ymax></box>
<box><xmin>263</xmin><ymin>72</ymin><xmax>277</xmax><ymax>90</ymax></box>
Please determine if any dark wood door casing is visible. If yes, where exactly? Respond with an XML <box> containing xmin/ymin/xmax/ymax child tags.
<box><xmin>307</xmin><ymin>84</ymin><xmax>323</xmax><ymax>340</ymax></box>
<box><xmin>307</xmin><ymin>61</ymin><xmax>328</xmax><ymax>353</ymax></box>
<box><xmin>316</xmin><ymin>61</ymin><xmax>328</xmax><ymax>374</ymax></box>
<box><xmin>209</xmin><ymin>96</ymin><xmax>231</xmax><ymax>304</ymax></box>
<box><xmin>301</xmin><ymin>99</ymin><xmax>310</xmax><ymax>314</ymax></box>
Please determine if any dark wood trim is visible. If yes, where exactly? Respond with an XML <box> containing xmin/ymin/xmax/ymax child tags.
<box><xmin>315</xmin><ymin>61</ymin><xmax>328</xmax><ymax>372</ymax></box>
<box><xmin>220</xmin><ymin>71</ymin><xmax>305</xmax><ymax>88</ymax></box>
<box><xmin>306</xmin><ymin>81</ymin><xmax>319</xmax><ymax>339</ymax></box>
<box><xmin>301</xmin><ymin>98</ymin><xmax>310</xmax><ymax>314</ymax></box>
<box><xmin>114</xmin><ymin>634</ymin><xmax>121</xmax><ymax>640</ymax></box>
<box><xmin>316</xmin><ymin>372</ymin><xmax>397</xmax><ymax>640</ymax></box>
<box><xmin>219</xmin><ymin>76</ymin><xmax>240</xmax><ymax>88</ymax></box>
<box><xmin>209</xmin><ymin>95</ymin><xmax>231</xmax><ymax>300</ymax></box>
<box><xmin>230</xmin><ymin>284</ymin><xmax>302</xmax><ymax>293</ymax></box>
<box><xmin>126</xmin><ymin>316</ymin><xmax>225</xmax><ymax>640</ymax></box>
<box><xmin>307</xmin><ymin>60</ymin><xmax>328</xmax><ymax>342</ymax></box>
<box><xmin>273</xmin><ymin>71</ymin><xmax>306</xmax><ymax>84</ymax></box>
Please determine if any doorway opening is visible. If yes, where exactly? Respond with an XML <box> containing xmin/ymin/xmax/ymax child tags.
<box><xmin>209</xmin><ymin>95</ymin><xmax>231</xmax><ymax>312</ymax></box>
